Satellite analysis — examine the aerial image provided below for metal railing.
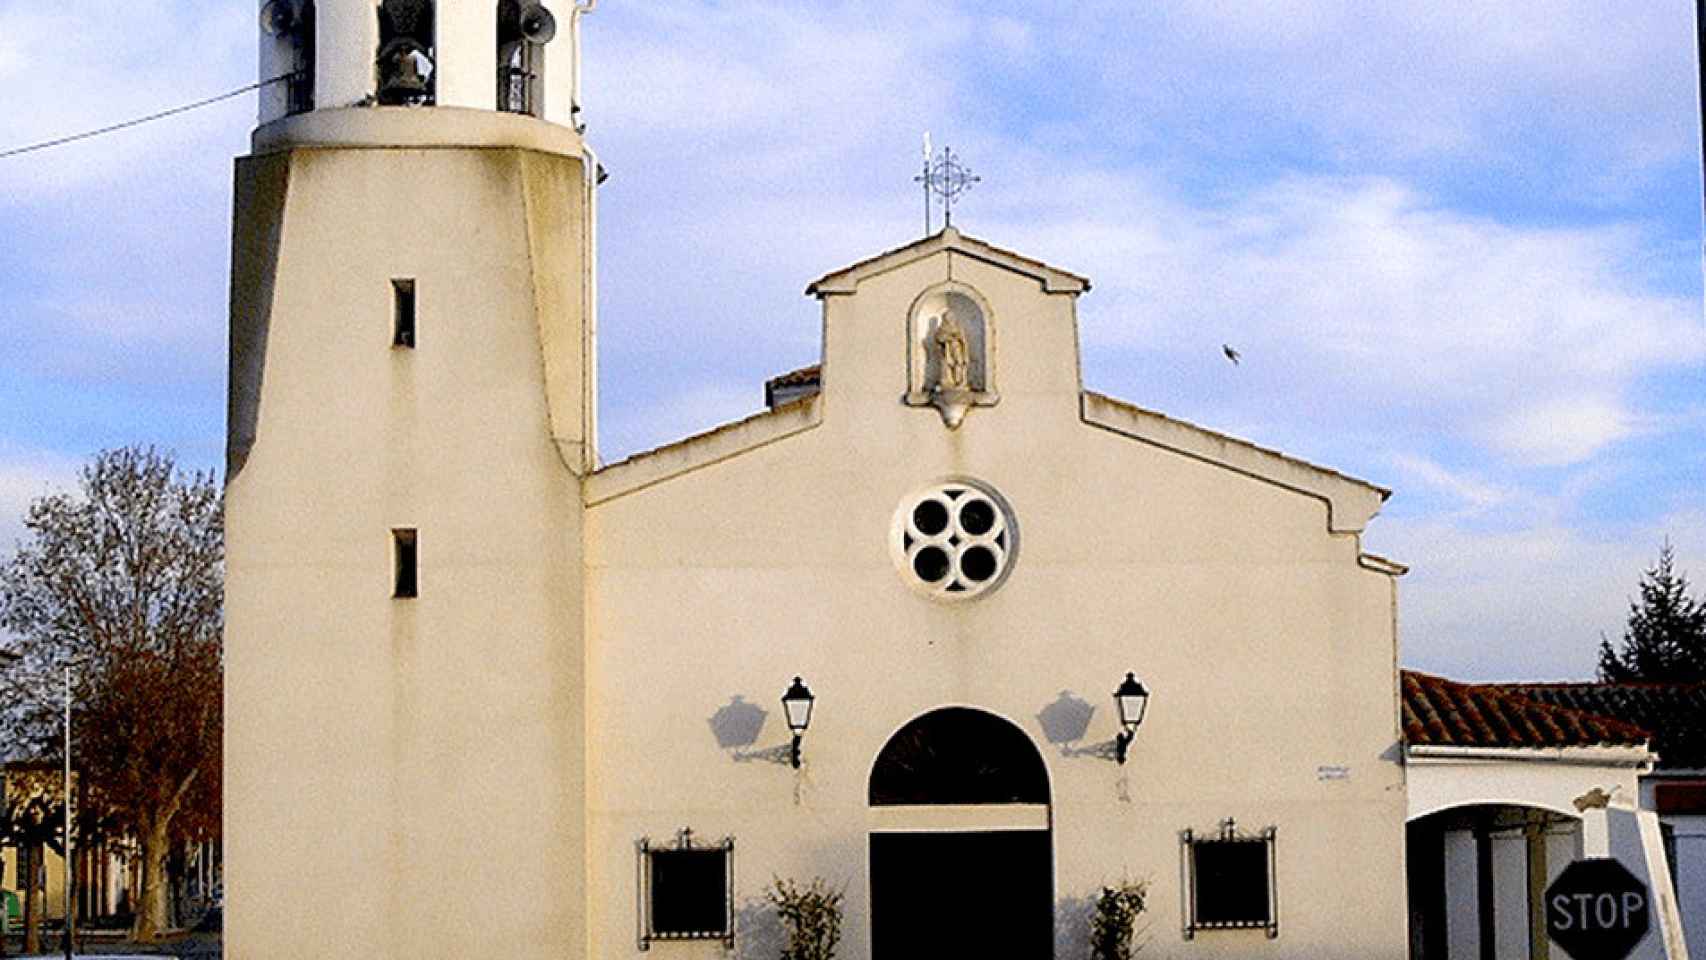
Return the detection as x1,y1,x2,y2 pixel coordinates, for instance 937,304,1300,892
498,65,537,116
286,68,314,116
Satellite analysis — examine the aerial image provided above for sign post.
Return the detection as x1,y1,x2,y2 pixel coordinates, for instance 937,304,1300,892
1545,858,1651,960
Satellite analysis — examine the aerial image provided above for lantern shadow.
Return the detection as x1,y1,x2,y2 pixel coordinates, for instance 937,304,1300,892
734,743,795,766
1037,690,1094,745
1037,690,1119,759
709,695,767,749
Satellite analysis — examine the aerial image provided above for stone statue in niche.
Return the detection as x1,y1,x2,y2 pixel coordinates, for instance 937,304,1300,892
932,312,971,392
907,288,996,430
928,311,975,428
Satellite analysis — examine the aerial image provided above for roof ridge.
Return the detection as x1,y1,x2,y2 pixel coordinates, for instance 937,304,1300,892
1085,389,1390,499
1400,670,1652,750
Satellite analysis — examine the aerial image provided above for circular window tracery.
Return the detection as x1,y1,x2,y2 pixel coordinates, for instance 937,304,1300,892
892,481,1016,600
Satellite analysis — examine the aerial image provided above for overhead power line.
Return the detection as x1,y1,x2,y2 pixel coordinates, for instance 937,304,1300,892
0,75,292,161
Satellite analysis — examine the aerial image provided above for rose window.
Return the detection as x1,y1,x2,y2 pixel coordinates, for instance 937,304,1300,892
892,481,1016,600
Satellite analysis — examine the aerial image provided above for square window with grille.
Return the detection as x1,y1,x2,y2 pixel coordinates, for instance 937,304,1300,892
1182,820,1277,939
638,831,733,950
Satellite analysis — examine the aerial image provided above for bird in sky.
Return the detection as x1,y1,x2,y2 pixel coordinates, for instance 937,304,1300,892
1222,344,1241,365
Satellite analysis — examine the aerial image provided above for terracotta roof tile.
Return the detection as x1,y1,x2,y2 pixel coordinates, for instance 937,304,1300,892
1495,682,1706,770
763,364,822,409
1401,671,1650,751
766,364,821,390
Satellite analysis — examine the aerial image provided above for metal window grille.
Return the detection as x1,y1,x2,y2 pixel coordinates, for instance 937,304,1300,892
637,830,735,951
1180,819,1278,940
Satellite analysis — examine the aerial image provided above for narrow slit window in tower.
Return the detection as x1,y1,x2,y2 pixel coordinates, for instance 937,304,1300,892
392,279,416,348
393,529,418,598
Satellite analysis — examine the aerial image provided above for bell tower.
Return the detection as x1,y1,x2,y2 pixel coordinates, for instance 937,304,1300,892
226,2,598,957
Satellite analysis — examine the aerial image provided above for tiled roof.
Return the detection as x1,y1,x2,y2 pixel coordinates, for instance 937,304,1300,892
1401,671,1650,752
1082,390,1391,501
763,364,822,409
766,364,821,390
1494,682,1706,770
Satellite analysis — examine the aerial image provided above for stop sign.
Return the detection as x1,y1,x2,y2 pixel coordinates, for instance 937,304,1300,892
1546,858,1651,960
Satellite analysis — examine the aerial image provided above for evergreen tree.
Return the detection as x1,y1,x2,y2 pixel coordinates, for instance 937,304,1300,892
1597,540,1706,682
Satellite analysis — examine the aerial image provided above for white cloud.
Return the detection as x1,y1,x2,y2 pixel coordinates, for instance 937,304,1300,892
1389,454,1510,511
0,1,252,197
999,173,1701,468
1065,0,1695,183
0,447,81,557
1372,508,1706,681
1484,395,1632,468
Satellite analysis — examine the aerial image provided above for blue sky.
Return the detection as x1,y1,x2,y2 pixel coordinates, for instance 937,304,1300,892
1,1,1703,680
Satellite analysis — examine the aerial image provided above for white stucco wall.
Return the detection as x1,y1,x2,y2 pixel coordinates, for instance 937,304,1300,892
225,125,593,960
583,244,1407,958
1673,815,1706,954
1408,753,1691,960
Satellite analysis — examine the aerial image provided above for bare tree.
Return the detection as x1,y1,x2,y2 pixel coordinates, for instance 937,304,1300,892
0,447,222,941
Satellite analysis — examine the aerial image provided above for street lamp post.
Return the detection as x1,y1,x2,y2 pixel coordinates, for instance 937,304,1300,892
62,663,73,960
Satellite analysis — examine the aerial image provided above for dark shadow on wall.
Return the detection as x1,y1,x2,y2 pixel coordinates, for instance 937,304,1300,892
1038,690,1121,760
1058,889,1156,959
1037,690,1095,746
709,695,794,764
1054,892,1094,959
709,695,768,749
734,897,784,960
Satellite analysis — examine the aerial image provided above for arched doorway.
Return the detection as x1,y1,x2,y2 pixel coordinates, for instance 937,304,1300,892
1407,804,1581,960
868,707,1053,957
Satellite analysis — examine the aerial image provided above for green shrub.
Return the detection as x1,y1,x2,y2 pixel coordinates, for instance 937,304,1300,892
768,876,844,960
1089,879,1148,960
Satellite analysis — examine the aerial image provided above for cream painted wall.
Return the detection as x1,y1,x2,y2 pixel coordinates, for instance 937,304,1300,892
583,244,1407,958
311,0,378,114
435,0,497,110
225,132,591,959
1408,754,1644,824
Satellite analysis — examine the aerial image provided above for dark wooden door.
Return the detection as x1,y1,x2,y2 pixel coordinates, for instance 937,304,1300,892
870,830,1053,958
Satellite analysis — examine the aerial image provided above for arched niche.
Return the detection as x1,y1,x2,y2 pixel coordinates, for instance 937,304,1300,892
904,283,999,428
868,706,1049,806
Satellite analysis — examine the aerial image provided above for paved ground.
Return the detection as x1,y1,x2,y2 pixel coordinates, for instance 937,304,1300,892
3,930,221,959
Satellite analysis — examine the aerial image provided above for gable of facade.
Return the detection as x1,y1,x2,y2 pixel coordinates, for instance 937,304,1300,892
582,229,1409,957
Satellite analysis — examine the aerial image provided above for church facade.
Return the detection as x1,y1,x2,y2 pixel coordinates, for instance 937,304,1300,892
222,3,1688,958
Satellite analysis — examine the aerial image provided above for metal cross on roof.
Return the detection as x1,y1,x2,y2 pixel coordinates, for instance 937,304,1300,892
914,138,982,235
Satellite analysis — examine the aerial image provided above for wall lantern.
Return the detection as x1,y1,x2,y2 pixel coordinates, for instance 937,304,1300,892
1114,672,1150,764
781,676,815,769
